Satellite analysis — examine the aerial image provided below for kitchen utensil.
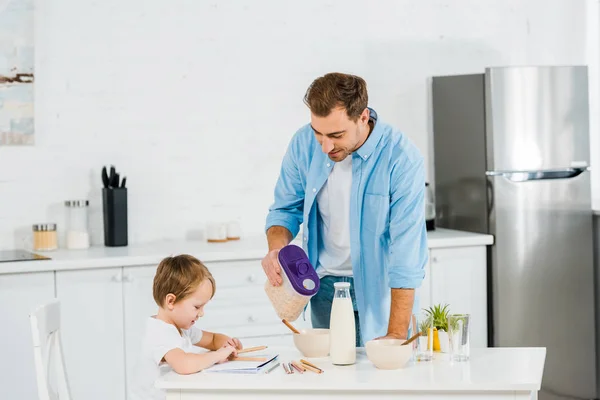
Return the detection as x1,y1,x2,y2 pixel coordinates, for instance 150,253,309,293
282,319,300,334
101,167,109,188
237,346,267,354
264,245,320,321
401,331,422,346
113,172,120,188
120,177,126,188
109,166,116,187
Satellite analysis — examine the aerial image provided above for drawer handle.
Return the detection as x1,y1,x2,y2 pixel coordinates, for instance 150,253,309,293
111,274,122,282
247,274,257,283
247,315,256,323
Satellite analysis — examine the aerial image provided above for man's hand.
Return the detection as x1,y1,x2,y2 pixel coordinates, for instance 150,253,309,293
261,248,283,286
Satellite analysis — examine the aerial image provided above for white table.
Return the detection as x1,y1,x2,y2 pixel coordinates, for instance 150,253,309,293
156,346,546,400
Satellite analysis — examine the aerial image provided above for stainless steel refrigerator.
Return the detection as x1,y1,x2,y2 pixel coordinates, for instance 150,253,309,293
431,66,596,400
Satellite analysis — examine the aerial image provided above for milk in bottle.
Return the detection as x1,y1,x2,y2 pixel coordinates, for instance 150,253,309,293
329,282,356,365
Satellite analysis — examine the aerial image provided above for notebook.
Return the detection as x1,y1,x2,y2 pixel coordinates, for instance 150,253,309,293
203,354,279,374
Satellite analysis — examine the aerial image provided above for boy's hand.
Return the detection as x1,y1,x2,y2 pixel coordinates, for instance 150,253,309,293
216,344,236,364
226,337,243,350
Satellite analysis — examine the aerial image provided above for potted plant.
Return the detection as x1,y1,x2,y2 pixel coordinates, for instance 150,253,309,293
420,304,451,352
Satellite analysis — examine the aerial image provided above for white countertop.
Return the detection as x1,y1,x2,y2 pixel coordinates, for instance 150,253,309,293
0,228,493,274
156,346,545,393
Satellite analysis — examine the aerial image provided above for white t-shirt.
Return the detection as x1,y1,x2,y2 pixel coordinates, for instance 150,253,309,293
128,316,205,400
316,156,353,278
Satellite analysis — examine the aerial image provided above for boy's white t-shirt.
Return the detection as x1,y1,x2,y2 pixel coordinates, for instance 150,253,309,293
128,316,205,400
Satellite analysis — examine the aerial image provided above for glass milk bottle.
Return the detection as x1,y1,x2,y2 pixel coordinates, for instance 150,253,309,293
329,282,356,365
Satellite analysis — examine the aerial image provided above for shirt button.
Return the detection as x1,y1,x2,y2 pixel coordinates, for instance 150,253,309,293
304,236,307,241
327,163,331,167
312,188,316,193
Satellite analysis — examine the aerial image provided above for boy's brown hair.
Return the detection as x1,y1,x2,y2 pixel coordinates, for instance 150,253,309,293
152,254,216,306
303,72,368,121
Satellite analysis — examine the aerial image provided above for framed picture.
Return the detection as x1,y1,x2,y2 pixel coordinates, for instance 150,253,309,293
0,0,34,146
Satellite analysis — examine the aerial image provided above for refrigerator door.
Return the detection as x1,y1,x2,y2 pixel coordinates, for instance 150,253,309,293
489,170,596,399
485,66,590,171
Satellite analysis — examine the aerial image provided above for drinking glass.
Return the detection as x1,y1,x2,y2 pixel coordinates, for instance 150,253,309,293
448,314,470,361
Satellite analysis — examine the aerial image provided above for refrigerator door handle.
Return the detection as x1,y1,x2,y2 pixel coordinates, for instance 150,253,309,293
485,167,589,182
486,179,494,216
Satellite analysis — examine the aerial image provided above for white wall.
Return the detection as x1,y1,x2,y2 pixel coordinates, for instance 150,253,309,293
0,0,595,250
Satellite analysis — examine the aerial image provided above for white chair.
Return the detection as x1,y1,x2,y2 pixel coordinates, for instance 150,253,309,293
29,300,72,400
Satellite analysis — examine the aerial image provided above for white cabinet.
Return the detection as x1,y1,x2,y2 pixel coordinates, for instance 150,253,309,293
56,268,126,400
0,272,54,400
429,246,488,348
122,264,159,383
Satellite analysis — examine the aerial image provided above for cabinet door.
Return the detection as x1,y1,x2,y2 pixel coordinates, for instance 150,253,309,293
430,246,487,348
122,264,159,387
56,268,126,400
0,272,54,400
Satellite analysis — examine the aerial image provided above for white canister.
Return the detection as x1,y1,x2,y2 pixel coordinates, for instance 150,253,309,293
226,220,241,240
206,222,227,243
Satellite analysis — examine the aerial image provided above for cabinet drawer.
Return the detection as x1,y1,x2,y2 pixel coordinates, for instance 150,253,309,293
204,260,266,290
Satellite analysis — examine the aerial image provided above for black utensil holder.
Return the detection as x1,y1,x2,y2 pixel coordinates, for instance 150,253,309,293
102,188,128,247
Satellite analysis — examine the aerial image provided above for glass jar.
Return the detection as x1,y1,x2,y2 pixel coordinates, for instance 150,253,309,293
32,223,58,251
64,200,90,249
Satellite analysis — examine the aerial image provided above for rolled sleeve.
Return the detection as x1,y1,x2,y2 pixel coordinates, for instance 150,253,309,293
387,157,428,289
265,134,305,238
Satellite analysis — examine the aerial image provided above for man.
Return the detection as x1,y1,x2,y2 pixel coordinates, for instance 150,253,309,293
262,72,428,346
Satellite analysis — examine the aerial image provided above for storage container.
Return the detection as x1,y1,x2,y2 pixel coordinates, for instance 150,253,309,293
264,244,320,321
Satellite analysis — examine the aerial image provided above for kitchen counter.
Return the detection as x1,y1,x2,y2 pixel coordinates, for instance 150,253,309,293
156,346,545,399
0,228,493,274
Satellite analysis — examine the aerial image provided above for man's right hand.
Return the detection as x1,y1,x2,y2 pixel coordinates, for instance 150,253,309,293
261,248,283,286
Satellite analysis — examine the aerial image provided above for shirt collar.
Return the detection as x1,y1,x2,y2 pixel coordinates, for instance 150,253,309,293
354,107,382,160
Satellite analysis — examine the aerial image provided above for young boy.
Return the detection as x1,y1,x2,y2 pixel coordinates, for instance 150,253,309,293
128,254,243,400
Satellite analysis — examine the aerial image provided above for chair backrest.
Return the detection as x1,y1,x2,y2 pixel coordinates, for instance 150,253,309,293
29,300,72,400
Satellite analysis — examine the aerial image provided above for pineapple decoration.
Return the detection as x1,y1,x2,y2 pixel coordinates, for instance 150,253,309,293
421,304,451,352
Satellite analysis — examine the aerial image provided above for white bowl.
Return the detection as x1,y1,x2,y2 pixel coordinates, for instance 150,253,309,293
365,339,413,370
293,328,330,358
